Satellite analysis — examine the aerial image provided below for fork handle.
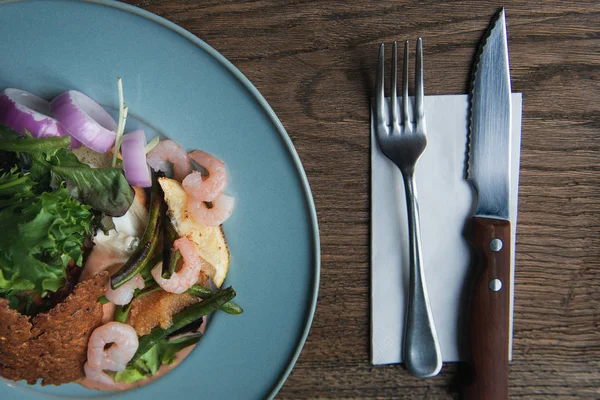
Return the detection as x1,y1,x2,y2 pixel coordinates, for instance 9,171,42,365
402,172,442,378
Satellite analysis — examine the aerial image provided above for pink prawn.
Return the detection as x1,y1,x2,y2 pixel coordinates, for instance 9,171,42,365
83,363,115,386
182,150,228,202
105,274,144,305
146,139,191,181
188,193,234,227
84,321,138,386
151,236,206,294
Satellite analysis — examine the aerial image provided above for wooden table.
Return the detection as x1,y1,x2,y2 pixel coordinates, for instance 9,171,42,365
125,1,599,398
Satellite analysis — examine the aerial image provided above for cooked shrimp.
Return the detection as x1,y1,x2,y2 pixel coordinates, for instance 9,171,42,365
86,321,139,372
83,362,115,386
146,139,191,181
188,193,234,227
105,274,145,305
151,236,205,294
182,150,227,201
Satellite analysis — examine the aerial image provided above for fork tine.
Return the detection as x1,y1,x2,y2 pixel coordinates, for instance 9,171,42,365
375,43,387,127
402,40,410,127
390,42,398,128
414,38,424,122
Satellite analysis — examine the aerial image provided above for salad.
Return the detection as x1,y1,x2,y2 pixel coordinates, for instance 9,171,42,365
0,81,241,390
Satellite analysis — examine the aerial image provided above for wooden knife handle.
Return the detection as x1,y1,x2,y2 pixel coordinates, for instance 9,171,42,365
464,216,510,400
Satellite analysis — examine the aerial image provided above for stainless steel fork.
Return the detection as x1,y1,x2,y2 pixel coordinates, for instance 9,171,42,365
374,39,442,378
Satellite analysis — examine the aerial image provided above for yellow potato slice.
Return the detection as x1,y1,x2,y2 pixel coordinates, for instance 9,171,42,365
159,177,230,288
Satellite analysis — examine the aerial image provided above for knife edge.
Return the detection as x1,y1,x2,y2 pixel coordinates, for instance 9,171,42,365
466,7,509,183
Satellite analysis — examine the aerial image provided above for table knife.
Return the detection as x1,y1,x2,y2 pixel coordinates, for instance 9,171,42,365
464,8,512,400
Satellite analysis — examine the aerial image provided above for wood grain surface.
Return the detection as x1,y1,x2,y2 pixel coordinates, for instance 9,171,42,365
124,0,600,398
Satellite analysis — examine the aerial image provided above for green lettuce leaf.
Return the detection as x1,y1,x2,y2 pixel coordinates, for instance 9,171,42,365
113,334,202,383
0,167,36,209
37,148,134,217
0,187,92,307
0,128,134,216
112,367,145,383
0,126,70,154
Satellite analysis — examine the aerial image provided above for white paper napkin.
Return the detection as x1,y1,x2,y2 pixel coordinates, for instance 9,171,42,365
371,93,522,365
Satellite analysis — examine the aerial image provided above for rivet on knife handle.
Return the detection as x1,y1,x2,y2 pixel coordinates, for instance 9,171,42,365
464,217,510,400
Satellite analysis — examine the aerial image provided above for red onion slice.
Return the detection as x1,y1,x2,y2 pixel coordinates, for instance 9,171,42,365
50,90,117,153
121,130,151,187
0,88,72,140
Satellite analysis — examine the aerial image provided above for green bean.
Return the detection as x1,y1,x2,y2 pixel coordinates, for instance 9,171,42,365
114,302,132,323
134,283,162,299
167,250,182,277
161,213,180,279
140,254,162,282
111,172,163,289
133,283,243,314
131,287,235,363
187,285,243,315
162,334,202,362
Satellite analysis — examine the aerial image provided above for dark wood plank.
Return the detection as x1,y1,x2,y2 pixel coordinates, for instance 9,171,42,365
125,0,600,398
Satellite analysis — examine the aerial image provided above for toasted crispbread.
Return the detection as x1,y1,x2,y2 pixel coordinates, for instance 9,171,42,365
0,272,108,385
127,291,199,336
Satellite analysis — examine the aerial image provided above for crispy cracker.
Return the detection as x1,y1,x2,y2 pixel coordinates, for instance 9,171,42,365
0,272,108,385
128,291,198,336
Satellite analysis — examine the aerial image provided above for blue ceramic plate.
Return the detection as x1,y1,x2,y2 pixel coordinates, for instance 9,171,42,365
0,0,320,398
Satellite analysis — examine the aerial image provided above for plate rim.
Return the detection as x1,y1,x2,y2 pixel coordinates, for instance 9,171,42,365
0,0,321,398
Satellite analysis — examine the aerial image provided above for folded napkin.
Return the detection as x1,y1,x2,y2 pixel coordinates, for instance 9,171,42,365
371,93,523,365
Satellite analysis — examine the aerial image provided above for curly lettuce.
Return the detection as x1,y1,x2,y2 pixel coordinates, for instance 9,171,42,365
0,125,136,313
0,167,35,209
0,187,92,310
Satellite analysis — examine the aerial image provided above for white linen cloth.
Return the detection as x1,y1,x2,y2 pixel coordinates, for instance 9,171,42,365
371,93,522,364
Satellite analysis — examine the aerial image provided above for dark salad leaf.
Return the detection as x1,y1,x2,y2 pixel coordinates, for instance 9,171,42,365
0,127,134,216
0,150,18,172
91,212,116,235
47,149,134,217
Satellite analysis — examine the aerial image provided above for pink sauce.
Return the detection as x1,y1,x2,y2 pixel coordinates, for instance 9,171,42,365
80,343,197,391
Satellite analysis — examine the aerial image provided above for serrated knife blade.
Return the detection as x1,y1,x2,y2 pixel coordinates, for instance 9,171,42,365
467,9,512,220
464,8,512,400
